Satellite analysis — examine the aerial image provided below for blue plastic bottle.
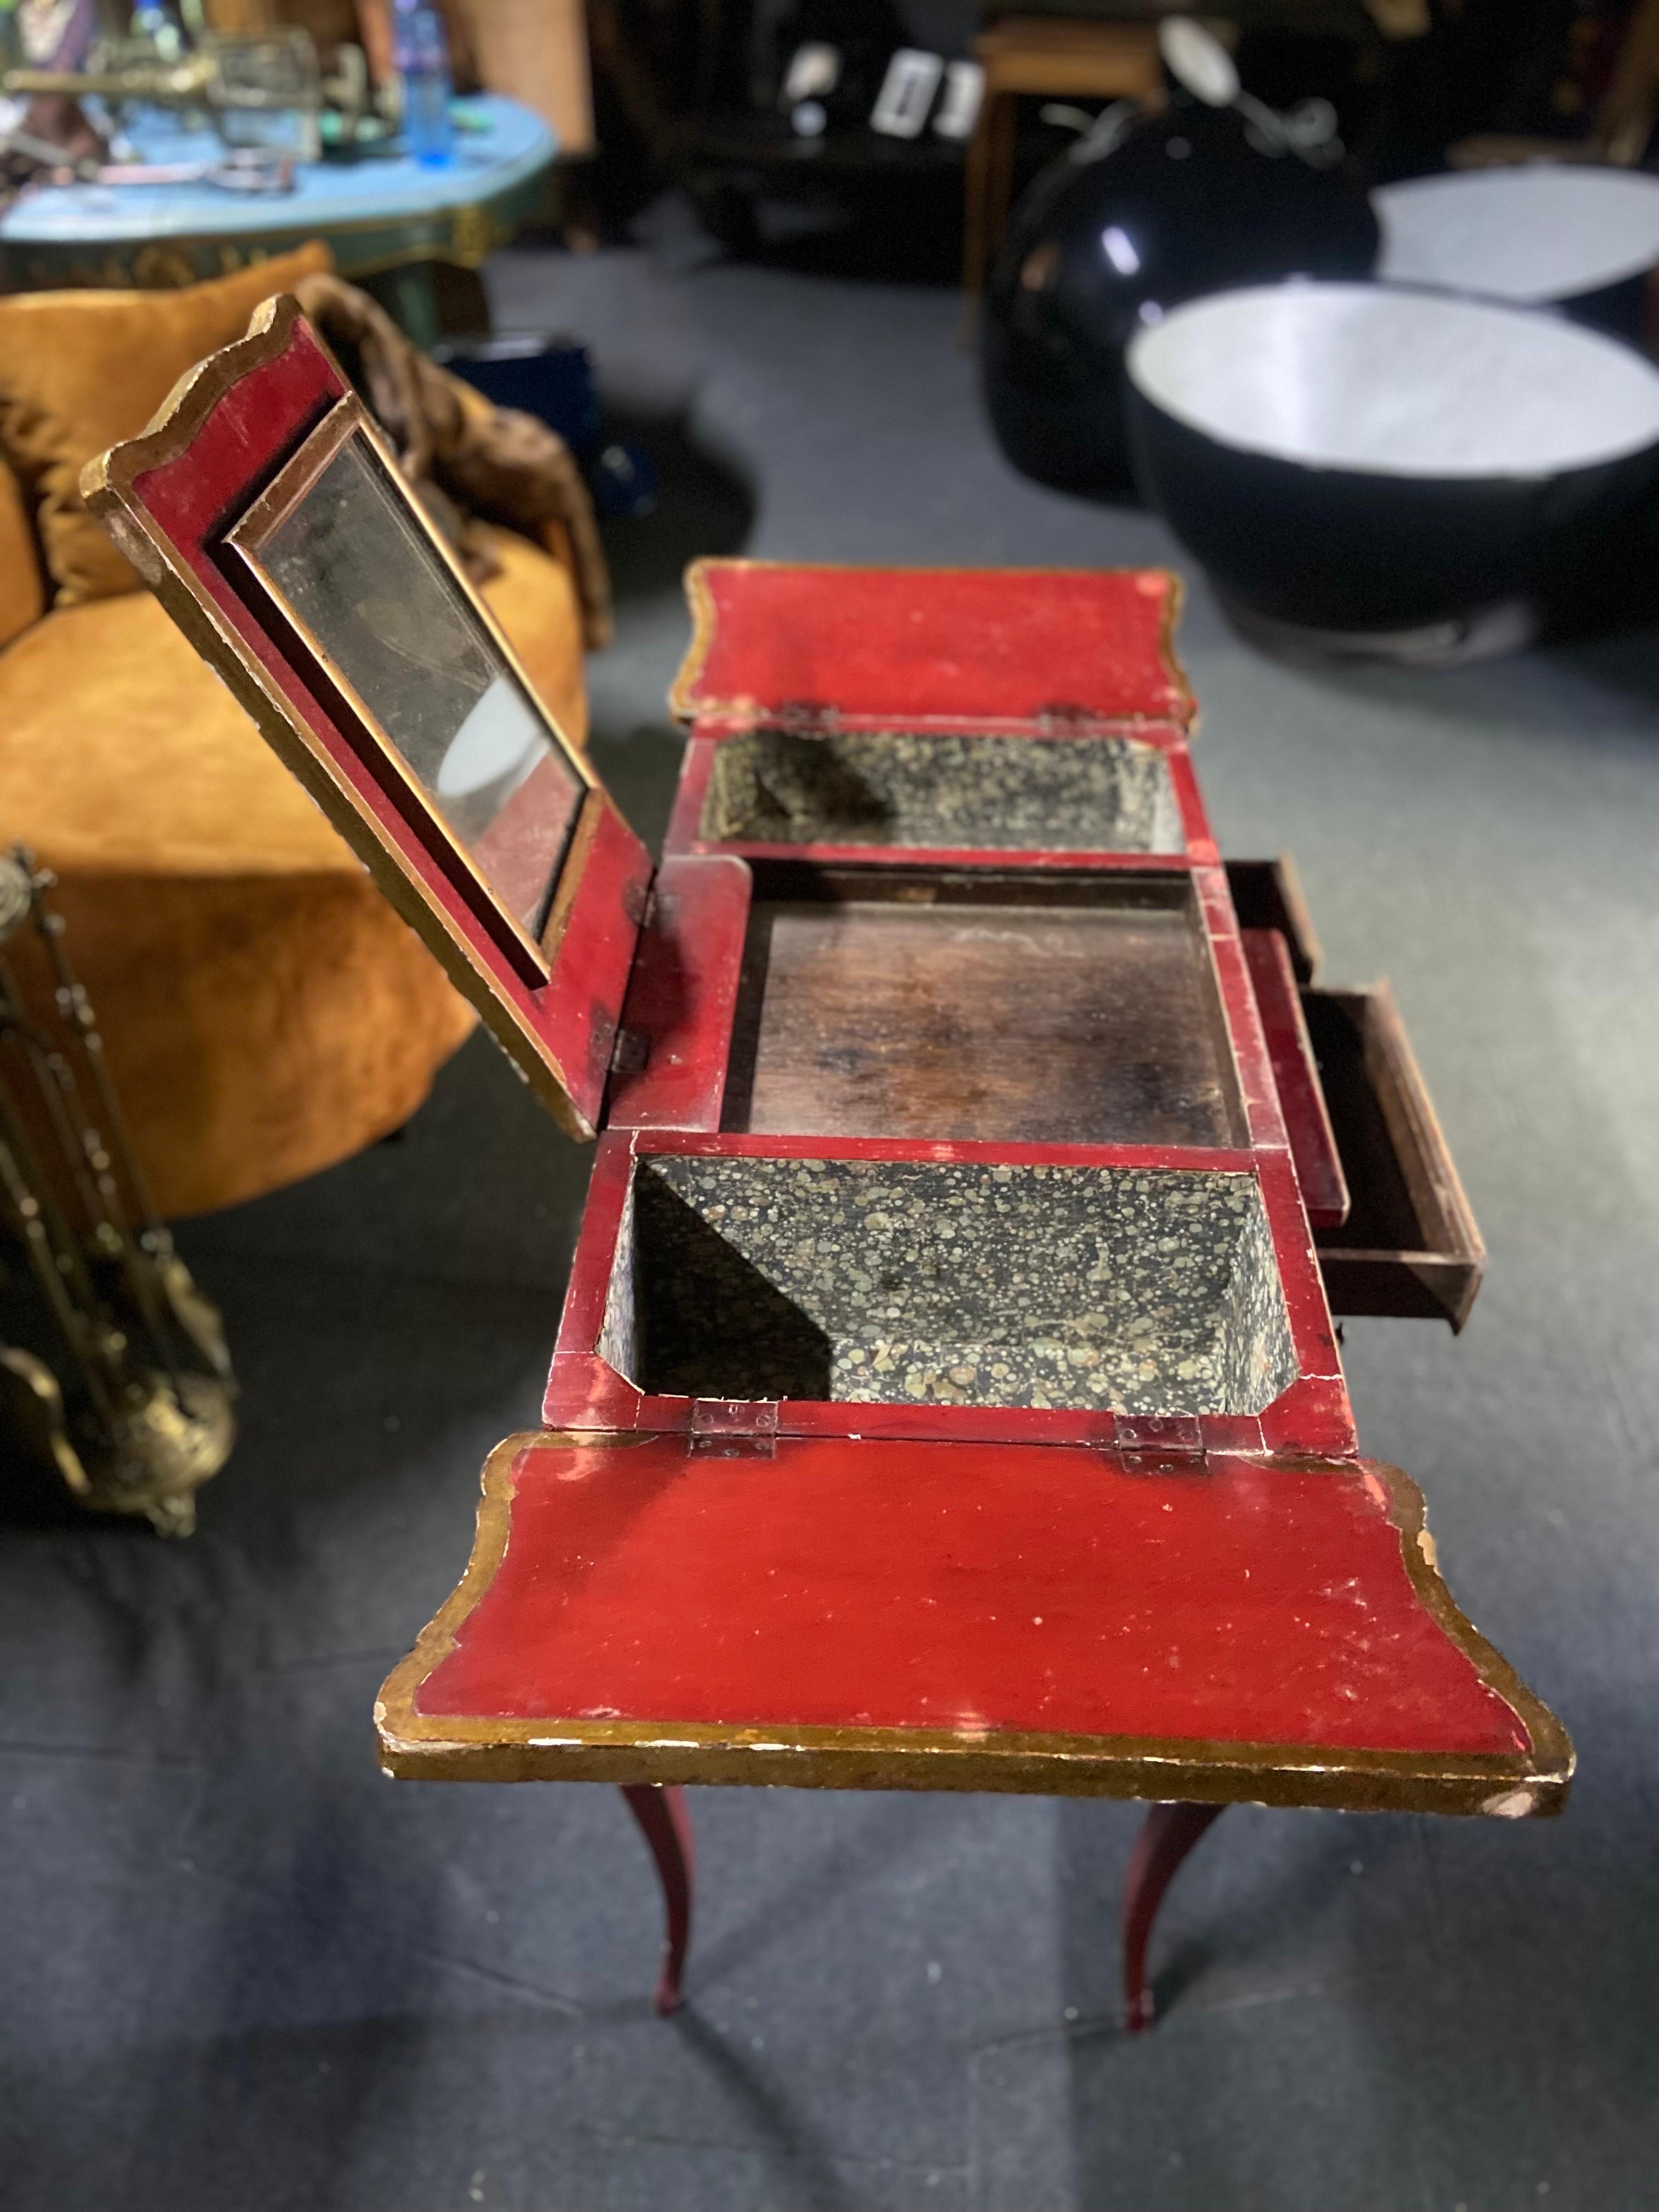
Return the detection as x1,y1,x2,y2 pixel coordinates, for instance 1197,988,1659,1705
392,0,455,166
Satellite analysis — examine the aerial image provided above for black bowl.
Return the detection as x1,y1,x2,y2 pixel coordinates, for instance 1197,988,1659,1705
1125,282,1659,652
1374,167,1659,351
981,100,1377,496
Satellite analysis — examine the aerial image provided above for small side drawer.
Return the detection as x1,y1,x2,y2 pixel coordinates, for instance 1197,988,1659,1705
1301,982,1486,1331
1227,855,1323,983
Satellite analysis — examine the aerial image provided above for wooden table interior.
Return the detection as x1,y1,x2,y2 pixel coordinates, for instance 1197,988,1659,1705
722,866,1244,1147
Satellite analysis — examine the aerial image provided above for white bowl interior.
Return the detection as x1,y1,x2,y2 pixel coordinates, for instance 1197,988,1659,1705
1126,283,1659,478
1374,167,1659,303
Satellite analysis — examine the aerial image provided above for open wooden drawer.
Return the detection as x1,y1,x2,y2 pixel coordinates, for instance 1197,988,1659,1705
1300,982,1485,1331
1231,859,1485,1332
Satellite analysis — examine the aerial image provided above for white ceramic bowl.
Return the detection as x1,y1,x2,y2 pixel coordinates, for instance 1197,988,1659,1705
1373,166,1659,337
1126,281,1659,647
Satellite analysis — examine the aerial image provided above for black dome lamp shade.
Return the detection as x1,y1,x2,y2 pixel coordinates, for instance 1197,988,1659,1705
980,18,1378,497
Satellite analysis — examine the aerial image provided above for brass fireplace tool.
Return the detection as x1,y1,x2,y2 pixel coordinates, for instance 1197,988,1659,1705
0,848,235,1535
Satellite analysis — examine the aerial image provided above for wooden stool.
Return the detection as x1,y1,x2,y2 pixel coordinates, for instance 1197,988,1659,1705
962,16,1165,311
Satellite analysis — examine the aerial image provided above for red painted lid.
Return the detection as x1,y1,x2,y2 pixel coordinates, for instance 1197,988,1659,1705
84,300,650,1142
405,1431,1544,1784
670,559,1196,732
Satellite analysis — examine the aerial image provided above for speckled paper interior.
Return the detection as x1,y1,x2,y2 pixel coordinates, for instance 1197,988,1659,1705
603,1156,1296,1416
698,730,1182,852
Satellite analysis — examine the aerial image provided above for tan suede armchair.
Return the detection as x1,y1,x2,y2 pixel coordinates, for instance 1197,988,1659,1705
0,248,592,1218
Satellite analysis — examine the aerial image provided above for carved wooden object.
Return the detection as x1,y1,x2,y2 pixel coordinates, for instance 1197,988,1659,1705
86,300,1568,2025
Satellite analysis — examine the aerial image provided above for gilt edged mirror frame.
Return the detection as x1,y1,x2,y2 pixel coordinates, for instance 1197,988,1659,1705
82,294,652,1141
224,393,587,972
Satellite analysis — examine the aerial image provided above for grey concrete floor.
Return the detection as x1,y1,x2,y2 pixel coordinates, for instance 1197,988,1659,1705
4,207,1657,2210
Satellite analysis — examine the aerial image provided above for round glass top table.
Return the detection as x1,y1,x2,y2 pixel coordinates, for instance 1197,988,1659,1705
0,95,556,343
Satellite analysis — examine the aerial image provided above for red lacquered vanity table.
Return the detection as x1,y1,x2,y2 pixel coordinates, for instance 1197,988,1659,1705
88,297,1570,2030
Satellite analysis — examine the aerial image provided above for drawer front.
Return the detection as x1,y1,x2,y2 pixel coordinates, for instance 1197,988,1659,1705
1301,983,1486,1331
1226,855,1323,983
1242,927,1348,1229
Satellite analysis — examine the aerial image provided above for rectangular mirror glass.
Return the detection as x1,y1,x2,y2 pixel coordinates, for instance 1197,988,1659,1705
228,408,585,953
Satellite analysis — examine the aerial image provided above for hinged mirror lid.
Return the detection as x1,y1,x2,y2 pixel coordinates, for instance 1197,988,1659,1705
83,296,652,1142
670,558,1195,735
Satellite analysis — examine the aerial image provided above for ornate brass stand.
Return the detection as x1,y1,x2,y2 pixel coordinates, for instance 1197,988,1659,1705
0,849,235,1536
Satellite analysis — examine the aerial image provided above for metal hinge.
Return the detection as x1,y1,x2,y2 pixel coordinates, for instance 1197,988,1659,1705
608,1026,650,1077
1114,1415,1206,1471
772,698,836,734
1036,701,1100,732
621,878,652,926
689,1399,779,1458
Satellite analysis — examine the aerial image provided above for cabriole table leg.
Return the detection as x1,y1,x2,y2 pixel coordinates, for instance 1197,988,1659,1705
620,1783,696,2015
1121,1800,1226,2032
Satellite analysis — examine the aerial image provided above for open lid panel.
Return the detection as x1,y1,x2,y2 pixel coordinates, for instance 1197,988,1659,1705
83,296,651,1141
377,1429,1571,1819
669,558,1197,736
